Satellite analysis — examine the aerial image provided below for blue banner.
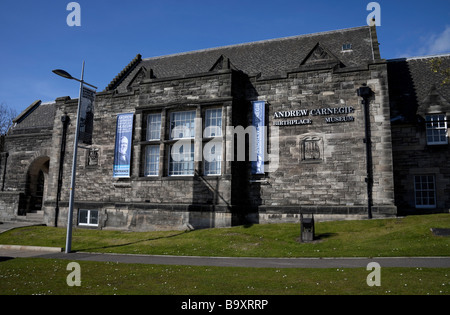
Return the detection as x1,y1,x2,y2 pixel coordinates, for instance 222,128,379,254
113,113,134,178
252,101,265,174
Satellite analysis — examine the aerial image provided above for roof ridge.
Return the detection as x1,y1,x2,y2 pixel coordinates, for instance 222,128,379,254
105,54,142,91
13,100,41,124
388,53,450,62
142,25,370,61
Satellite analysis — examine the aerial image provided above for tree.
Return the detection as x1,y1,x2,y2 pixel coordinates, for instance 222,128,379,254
0,102,17,136
429,58,450,85
0,102,17,152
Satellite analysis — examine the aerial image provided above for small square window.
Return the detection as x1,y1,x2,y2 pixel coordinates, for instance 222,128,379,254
426,114,448,145
342,43,352,51
78,209,99,227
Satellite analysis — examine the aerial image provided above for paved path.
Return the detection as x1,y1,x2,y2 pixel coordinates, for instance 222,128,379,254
0,221,44,234
1,248,450,268
1,222,449,268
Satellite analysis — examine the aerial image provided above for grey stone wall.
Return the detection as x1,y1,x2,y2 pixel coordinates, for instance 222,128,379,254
392,124,450,213
44,71,236,230
245,61,396,222
40,61,398,230
1,124,53,218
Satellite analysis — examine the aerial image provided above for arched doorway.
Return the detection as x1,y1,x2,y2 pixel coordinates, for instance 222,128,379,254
24,157,50,214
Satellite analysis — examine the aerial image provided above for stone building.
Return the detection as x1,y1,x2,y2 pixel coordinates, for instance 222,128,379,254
0,24,448,231
388,55,450,214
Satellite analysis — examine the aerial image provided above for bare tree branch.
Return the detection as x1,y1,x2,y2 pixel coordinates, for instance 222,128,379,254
0,102,17,136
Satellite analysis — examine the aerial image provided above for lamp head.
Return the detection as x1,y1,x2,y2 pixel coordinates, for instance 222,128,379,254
52,69,73,80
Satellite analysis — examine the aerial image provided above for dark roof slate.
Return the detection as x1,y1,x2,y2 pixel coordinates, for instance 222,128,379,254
108,26,378,93
10,101,56,134
387,54,450,122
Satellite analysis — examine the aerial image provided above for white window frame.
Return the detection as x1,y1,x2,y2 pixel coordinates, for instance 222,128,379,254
144,145,160,176
146,113,162,141
170,111,196,140
168,142,195,176
204,108,223,138
426,114,448,145
78,209,99,227
414,175,437,209
204,141,222,176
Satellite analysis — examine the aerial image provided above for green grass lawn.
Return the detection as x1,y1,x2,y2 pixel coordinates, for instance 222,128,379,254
0,214,449,257
0,214,449,295
0,258,448,295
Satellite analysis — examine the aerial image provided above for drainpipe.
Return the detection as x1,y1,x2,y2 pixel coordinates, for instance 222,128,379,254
357,84,374,219
1,152,8,191
55,114,70,226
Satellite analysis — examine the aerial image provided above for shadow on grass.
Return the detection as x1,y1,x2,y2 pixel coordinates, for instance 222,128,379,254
296,232,337,243
73,230,190,253
0,256,14,263
315,233,337,240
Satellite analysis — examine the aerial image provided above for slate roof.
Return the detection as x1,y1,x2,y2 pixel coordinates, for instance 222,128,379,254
106,25,379,92
10,100,56,134
387,54,450,122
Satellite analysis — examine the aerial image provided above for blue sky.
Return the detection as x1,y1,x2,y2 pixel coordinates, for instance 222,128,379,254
1,0,450,114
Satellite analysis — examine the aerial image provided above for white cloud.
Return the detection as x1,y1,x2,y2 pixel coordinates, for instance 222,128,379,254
396,25,450,58
426,25,450,55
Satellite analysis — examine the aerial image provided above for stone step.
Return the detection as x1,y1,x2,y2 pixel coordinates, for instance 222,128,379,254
10,211,45,223
26,211,44,222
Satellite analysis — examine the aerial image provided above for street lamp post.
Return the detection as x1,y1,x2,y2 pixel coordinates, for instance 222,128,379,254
53,61,97,253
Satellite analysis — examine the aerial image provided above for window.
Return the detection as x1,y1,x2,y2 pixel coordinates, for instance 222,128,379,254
302,139,321,161
203,109,222,175
170,111,196,139
147,113,161,140
78,209,99,227
143,114,162,176
168,110,196,176
426,114,448,145
145,145,160,176
169,142,194,176
204,141,222,175
141,107,224,178
414,175,436,209
204,108,222,137
342,43,352,51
